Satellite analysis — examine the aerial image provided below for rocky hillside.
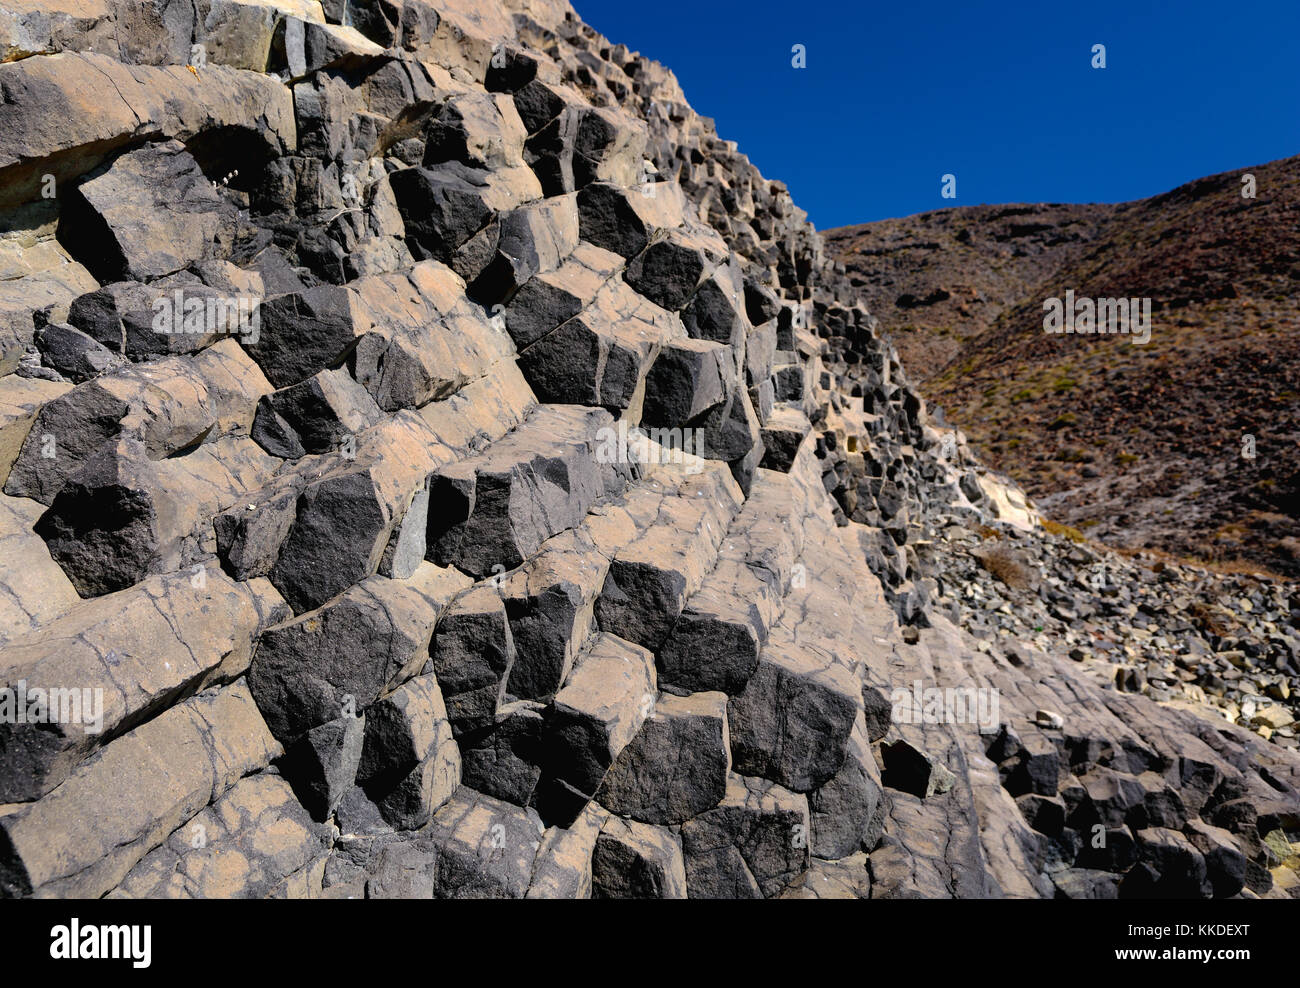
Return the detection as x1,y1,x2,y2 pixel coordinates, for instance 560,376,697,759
826,158,1300,578
0,0,1297,900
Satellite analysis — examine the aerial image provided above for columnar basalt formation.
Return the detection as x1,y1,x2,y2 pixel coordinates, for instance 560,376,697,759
0,0,1296,900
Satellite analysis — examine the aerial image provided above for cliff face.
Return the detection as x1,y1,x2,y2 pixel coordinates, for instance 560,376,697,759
0,0,1296,900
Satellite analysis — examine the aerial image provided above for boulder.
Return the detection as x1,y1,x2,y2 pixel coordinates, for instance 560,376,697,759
248,564,469,745
457,700,546,808
423,787,545,899
357,673,461,829
6,338,272,504
594,473,742,652
34,322,123,383
251,367,383,458
539,632,656,824
591,817,687,899
808,713,882,858
244,283,362,389
526,802,605,899
427,404,627,578
390,160,540,267
0,377,72,488
728,637,861,792
624,225,725,311
516,276,675,410
33,436,276,596
499,526,612,701
576,181,685,259
596,690,730,825
502,241,620,350
680,774,810,898
641,339,728,427
423,91,527,170
60,140,239,283
429,584,516,735
465,193,579,305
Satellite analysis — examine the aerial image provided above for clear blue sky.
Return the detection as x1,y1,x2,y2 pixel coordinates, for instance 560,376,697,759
574,0,1300,229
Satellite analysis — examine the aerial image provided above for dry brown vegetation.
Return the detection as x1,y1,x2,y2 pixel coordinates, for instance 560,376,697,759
973,544,1032,589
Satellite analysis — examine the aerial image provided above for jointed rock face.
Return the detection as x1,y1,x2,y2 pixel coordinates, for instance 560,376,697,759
0,0,1296,899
